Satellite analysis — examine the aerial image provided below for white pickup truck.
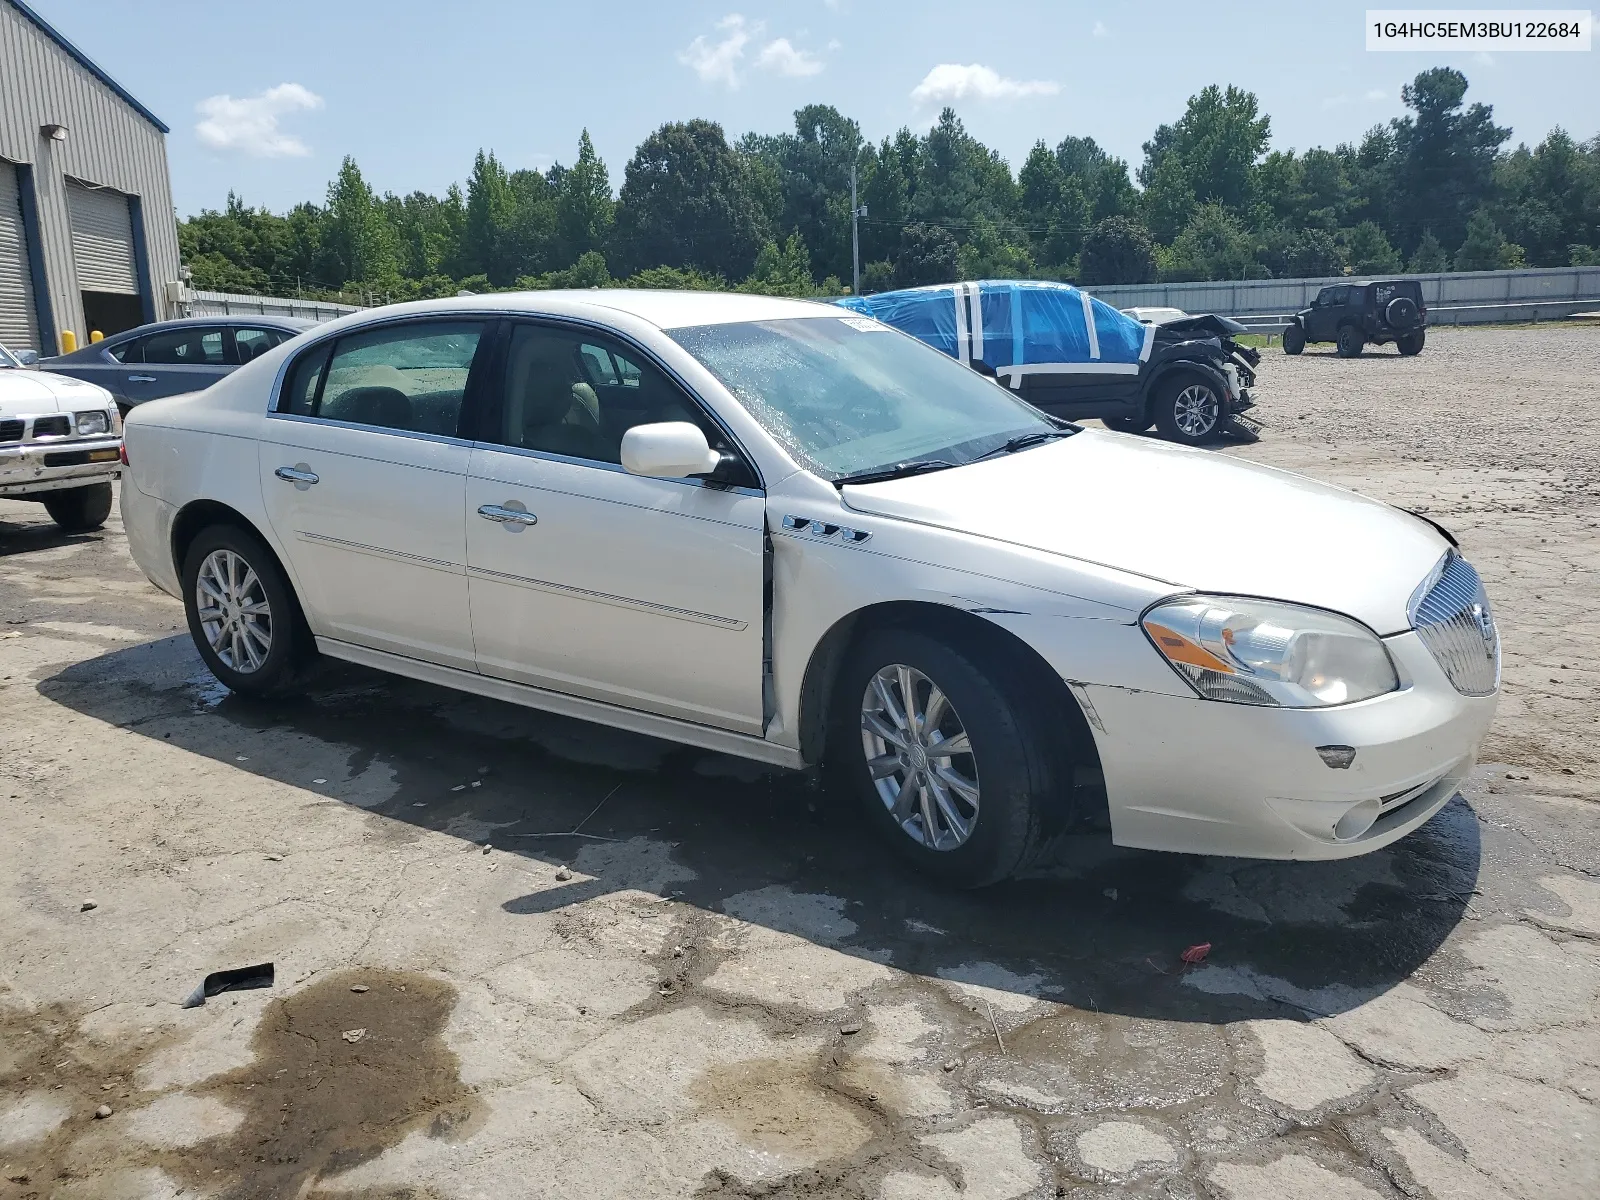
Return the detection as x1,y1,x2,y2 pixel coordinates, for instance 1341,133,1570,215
0,341,123,531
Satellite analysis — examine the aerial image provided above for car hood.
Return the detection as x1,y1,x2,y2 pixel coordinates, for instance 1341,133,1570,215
839,430,1446,634
0,368,113,414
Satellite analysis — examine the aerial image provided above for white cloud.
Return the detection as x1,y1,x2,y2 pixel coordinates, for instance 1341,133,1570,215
910,63,1059,106
194,83,322,157
1364,87,1388,101
195,82,323,157
680,15,826,87
1093,20,1109,37
680,14,757,88
756,37,824,77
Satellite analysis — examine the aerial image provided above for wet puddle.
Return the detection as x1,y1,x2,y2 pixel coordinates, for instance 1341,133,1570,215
0,970,477,1199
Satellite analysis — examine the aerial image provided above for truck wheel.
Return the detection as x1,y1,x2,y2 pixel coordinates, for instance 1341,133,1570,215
1153,374,1222,446
831,628,1060,887
1397,330,1426,356
1102,413,1151,433
182,524,315,697
1282,324,1305,355
42,482,113,532
1336,326,1365,358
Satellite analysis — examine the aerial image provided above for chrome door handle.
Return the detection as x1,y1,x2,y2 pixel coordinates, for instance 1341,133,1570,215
477,503,537,527
274,466,319,485
128,374,157,383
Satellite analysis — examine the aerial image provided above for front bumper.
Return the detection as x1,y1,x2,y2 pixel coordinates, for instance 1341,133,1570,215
0,437,123,498
1082,629,1496,859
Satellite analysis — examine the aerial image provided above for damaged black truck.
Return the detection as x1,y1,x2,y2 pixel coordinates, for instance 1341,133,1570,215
837,281,1261,447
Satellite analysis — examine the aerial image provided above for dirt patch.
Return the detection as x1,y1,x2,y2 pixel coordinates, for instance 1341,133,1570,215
689,1054,873,1161
0,970,477,1199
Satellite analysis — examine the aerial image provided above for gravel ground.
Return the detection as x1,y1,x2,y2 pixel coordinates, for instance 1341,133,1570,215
0,323,1596,1200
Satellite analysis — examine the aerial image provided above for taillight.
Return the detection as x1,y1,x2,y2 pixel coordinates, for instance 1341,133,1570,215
119,442,129,466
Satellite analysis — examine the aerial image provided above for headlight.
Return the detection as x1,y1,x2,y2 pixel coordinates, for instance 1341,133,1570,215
1142,595,1399,708
74,410,109,436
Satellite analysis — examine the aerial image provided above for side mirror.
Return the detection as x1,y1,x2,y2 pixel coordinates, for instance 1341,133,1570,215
13,349,39,367
620,421,722,479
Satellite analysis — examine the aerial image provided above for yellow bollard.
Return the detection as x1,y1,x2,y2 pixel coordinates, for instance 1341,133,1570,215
60,329,77,353
90,330,103,343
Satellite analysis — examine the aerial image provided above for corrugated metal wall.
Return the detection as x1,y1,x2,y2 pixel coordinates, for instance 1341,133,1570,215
64,179,137,293
0,160,40,349
190,290,363,323
0,1,180,351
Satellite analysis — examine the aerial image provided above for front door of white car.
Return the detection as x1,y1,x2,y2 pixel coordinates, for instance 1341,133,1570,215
258,319,488,671
464,322,766,733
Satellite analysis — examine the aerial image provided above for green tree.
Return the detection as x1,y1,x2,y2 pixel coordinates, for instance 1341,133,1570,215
1077,216,1157,285
892,222,959,287
323,156,397,287
1388,69,1510,256
1160,204,1264,281
463,150,516,283
1019,141,1089,267
739,233,816,296
1342,221,1403,274
624,264,726,290
1407,230,1450,272
1139,85,1272,238
554,130,615,268
1453,209,1512,271
610,120,770,279
740,105,862,284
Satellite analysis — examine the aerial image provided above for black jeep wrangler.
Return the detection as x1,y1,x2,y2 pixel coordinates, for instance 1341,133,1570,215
1282,279,1427,358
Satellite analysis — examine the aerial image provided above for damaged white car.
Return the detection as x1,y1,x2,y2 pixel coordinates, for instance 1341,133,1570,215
118,293,1499,886
1,340,122,531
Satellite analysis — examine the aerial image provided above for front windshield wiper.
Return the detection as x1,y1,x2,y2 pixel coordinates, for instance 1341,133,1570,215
975,428,1078,461
832,459,959,487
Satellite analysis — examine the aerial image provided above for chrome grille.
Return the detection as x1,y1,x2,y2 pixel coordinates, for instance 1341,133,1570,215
1410,552,1499,696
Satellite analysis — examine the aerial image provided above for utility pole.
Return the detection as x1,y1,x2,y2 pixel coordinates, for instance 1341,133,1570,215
851,161,860,295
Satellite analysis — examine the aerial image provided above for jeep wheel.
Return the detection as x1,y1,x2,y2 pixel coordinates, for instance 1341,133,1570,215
1281,324,1305,355
1153,374,1222,446
1336,326,1365,358
1397,330,1426,356
42,482,113,532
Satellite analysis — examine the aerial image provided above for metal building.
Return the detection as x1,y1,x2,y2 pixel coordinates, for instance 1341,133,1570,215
1,0,181,354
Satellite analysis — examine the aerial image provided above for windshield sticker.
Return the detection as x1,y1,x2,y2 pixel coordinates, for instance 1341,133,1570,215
838,316,891,333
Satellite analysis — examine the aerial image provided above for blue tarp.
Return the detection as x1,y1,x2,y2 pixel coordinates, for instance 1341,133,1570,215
837,280,1153,385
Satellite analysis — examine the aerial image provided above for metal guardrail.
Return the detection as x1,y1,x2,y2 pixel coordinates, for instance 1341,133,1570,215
189,290,361,323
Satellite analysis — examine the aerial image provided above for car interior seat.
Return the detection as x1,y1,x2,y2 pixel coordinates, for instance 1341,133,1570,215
505,337,610,460
332,385,414,429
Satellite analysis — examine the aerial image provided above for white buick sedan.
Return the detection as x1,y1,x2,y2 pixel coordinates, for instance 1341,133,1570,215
119,292,1499,886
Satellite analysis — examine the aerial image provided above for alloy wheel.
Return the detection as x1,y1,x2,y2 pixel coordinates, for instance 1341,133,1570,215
860,664,981,851
1173,384,1219,438
195,548,273,673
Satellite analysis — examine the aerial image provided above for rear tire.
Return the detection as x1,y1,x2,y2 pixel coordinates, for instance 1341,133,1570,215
182,524,314,697
42,482,113,532
1397,330,1426,356
1281,324,1305,355
830,628,1059,887
1336,325,1365,358
1153,373,1223,446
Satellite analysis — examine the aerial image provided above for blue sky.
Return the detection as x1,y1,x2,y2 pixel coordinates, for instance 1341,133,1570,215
34,0,1600,215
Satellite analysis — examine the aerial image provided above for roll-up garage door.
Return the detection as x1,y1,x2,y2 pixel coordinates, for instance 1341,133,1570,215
0,163,41,352
66,180,138,294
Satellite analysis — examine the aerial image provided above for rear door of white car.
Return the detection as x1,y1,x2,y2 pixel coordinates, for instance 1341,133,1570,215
464,320,766,733
258,319,489,671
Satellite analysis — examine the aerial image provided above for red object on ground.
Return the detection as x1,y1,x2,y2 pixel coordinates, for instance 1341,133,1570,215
1180,942,1212,965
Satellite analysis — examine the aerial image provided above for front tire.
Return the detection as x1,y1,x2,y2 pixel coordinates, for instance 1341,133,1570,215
1336,325,1365,358
182,524,313,697
1101,412,1151,434
1281,324,1305,355
43,482,113,532
1153,374,1223,446
1397,330,1425,356
832,628,1058,887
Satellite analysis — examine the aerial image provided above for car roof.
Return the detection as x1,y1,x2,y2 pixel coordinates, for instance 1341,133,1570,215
114,314,319,336
326,290,840,332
